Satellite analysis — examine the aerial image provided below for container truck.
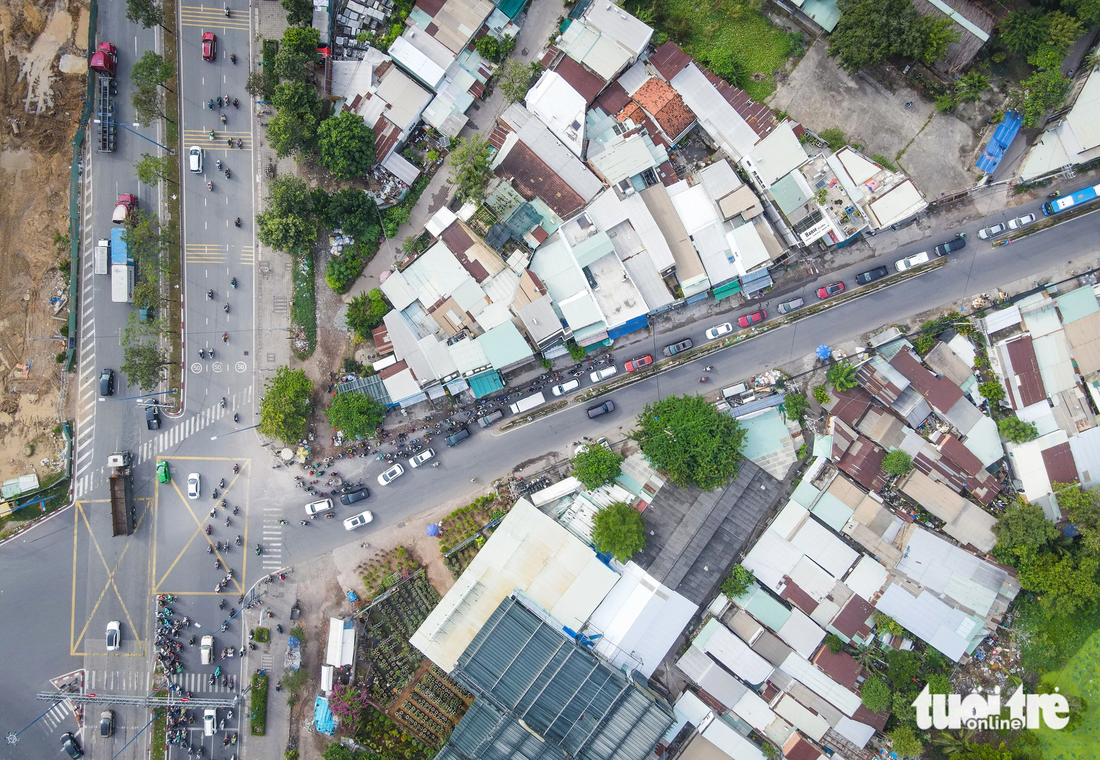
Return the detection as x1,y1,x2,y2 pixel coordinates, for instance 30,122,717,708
109,227,133,303
94,239,109,276
508,392,546,415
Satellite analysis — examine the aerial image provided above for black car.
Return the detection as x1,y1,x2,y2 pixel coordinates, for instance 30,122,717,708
445,427,471,446
339,486,370,506
99,368,115,396
61,733,84,759
855,265,889,285
587,400,616,419
662,339,693,357
145,404,161,430
933,237,967,256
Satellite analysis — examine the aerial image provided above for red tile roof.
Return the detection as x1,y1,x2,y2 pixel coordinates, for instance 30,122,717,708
371,325,393,354
631,77,696,141
1005,335,1047,409
441,221,474,254
531,226,548,243
488,120,514,150
812,648,864,690
494,140,586,218
378,359,408,379
857,362,905,406
1043,443,1078,486
890,348,964,413
831,594,876,638
416,0,446,17
657,160,679,186
649,41,692,80
783,734,823,760
553,55,605,104
539,45,560,68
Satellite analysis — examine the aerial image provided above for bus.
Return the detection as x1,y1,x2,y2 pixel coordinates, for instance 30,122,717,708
1042,183,1100,215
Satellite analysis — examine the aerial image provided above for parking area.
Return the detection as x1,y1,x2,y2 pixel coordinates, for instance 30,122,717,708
767,40,985,195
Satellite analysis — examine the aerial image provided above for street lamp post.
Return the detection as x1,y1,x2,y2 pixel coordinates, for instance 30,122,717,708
211,424,260,441
91,119,176,154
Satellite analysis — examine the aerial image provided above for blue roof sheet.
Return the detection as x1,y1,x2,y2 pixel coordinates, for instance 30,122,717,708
976,111,1022,174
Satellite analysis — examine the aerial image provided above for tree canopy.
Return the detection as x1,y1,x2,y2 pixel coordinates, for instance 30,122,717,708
324,392,385,439
998,415,1038,443
323,189,380,242
281,0,314,25
1017,549,1100,615
720,565,755,598
496,59,539,103
267,108,320,159
828,0,931,75
124,210,168,277
882,450,913,477
571,443,624,490
448,134,493,202
259,367,313,444
827,361,858,391
631,394,746,490
1000,8,1050,56
131,51,174,91
317,111,376,180
135,153,171,185
1053,482,1100,552
861,676,893,712
256,175,317,253
591,502,646,562
992,499,1060,559
345,289,390,340
121,340,170,391
125,0,165,28
782,392,809,424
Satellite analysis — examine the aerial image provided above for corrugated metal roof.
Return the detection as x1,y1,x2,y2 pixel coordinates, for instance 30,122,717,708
789,517,858,578
583,0,653,55
780,652,862,715
676,645,750,710
741,122,809,188
874,583,978,662
1033,331,1077,395
774,608,826,659
895,528,1005,616
454,596,675,760
1064,68,1100,153
1063,310,1100,376
773,694,829,741
695,618,775,685
670,63,760,160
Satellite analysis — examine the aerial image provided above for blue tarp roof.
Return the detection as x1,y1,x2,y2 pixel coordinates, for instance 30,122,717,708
976,111,1022,174
468,370,504,398
314,697,337,735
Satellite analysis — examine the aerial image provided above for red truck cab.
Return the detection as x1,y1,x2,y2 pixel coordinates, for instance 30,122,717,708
112,194,137,224
90,42,117,76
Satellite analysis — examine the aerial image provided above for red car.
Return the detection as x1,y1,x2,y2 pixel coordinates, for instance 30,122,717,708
738,310,767,328
625,354,653,372
202,32,216,61
817,281,845,299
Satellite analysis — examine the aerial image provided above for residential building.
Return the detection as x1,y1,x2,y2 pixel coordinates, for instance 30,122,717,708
1019,62,1100,180
335,55,434,164
525,70,588,157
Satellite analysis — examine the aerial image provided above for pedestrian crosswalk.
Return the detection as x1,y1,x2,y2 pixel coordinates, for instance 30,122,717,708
74,387,254,498
86,669,153,692
239,246,254,266
41,700,73,732
261,508,285,572
167,671,241,695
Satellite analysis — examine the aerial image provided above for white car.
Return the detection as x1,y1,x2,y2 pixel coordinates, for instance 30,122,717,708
200,635,214,665
106,621,121,651
894,251,929,272
1008,213,1036,230
977,222,1006,239
409,449,435,468
203,709,216,737
189,146,203,173
187,473,201,499
377,463,405,486
705,322,733,340
589,366,618,383
304,498,333,515
343,510,374,530
551,379,581,396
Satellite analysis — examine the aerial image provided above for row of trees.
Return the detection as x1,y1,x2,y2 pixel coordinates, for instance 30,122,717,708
828,0,959,75
259,366,385,444
118,211,174,391
1000,8,1082,126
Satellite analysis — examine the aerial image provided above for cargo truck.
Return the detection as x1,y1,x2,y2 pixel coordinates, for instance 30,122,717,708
112,193,136,224
108,452,134,537
94,239,109,276
90,42,117,153
109,227,133,303
508,392,546,416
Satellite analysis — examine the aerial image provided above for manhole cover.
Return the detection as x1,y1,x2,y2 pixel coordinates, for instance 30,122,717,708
267,353,276,363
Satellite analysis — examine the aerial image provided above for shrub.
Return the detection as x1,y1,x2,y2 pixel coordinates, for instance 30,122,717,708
818,126,847,151
591,502,646,562
882,450,913,477
872,154,897,171
251,673,269,735
861,675,892,712
345,288,390,338
783,392,809,424
567,341,586,361
999,415,1038,443
289,625,306,640
979,380,1006,403
720,565,755,598
325,238,381,294
813,384,831,404
825,633,844,654
873,611,904,636
254,626,270,643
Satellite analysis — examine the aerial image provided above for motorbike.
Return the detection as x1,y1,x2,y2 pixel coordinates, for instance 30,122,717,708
211,489,219,499
233,218,241,228
230,277,237,288
207,180,213,190
223,303,230,313
207,289,213,300
224,168,231,179
208,132,215,142
225,517,231,527
217,96,223,108
230,53,237,64
208,98,215,109
219,478,226,489
220,397,226,408
704,366,713,371
219,599,226,609
205,525,212,535
232,98,239,108
232,463,239,473
224,7,230,16
300,520,309,526
216,160,222,170
236,138,243,148
699,376,708,382
235,535,242,546
214,560,221,570
1048,191,1061,198
233,413,239,423
255,544,263,555
189,635,196,645
220,114,227,125
275,624,283,634
209,348,215,359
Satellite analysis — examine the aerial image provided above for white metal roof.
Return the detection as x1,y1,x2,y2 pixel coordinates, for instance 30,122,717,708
867,179,927,228
585,188,676,272
779,652,861,716
676,646,750,711
389,33,448,90
426,208,458,238
525,71,587,158
700,718,767,760
788,555,837,601
516,115,603,200
583,0,653,56
1065,68,1100,153
668,181,720,235
671,63,759,160
730,222,772,275
774,694,829,741
789,518,859,579
771,499,810,539
836,717,876,748
775,608,826,659
1033,331,1077,394
696,618,774,685
559,21,632,82
698,159,743,201
842,555,889,601
895,527,1005,616
742,529,803,592
961,414,1004,468
325,617,355,668
1007,429,1068,517
410,501,619,671
375,64,434,129
616,60,650,96
731,690,779,733
740,122,808,189
874,583,976,662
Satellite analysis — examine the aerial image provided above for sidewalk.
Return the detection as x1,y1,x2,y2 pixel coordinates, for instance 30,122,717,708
343,0,564,303
253,0,294,392
240,576,298,760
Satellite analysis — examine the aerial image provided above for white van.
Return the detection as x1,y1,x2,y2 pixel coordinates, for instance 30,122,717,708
589,366,617,383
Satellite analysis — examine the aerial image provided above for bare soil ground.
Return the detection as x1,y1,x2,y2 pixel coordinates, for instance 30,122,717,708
0,0,86,498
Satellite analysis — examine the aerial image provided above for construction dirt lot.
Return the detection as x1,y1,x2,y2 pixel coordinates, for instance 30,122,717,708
0,0,89,517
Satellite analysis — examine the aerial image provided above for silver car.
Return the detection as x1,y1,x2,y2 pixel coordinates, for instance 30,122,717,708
977,222,1006,239
776,298,804,314
1007,213,1036,230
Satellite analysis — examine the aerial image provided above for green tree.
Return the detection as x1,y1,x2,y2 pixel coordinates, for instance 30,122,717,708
885,649,919,689
259,366,313,444
978,380,1006,403
476,34,515,63
317,111,376,179
783,392,809,424
448,133,493,202
135,153,172,185
955,70,990,103
993,499,1059,559
889,724,923,758
256,175,317,253
920,15,960,66
132,281,163,313
827,361,858,391
818,126,847,151
999,9,1049,56
121,340,170,391
825,633,844,653
1052,482,1100,552
496,59,538,103
125,211,168,277
571,443,624,490
927,673,952,696
345,289,390,340
282,26,321,55
1011,68,1071,127
324,392,385,439
861,676,893,712
720,565,756,598
1044,11,1082,54
1018,549,1100,615
246,70,272,101
631,394,747,490
882,450,913,477
281,0,313,25
873,611,904,636
266,108,320,158
813,384,831,404
828,0,928,75
933,729,978,756
998,415,1038,443
271,81,322,117
325,189,380,243
130,50,174,92
591,502,646,562
272,48,314,83
131,84,167,127
125,0,166,29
